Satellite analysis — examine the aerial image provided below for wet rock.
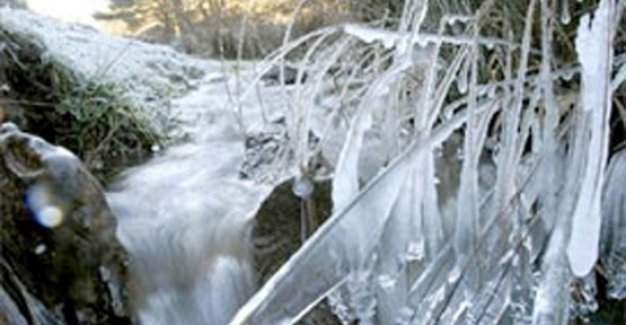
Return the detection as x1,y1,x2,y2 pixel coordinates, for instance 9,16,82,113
0,123,131,324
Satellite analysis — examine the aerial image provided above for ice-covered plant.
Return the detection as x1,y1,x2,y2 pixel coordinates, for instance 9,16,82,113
232,0,626,323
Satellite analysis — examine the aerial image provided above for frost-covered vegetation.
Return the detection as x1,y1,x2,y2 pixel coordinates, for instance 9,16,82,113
2,0,626,324
0,23,164,182
229,0,626,324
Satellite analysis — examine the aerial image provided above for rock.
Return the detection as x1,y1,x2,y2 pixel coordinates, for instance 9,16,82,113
0,123,131,324
253,179,340,324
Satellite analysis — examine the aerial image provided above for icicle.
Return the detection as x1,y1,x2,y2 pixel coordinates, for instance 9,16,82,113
404,245,454,322
230,125,434,324
509,246,535,324
559,0,571,25
325,107,376,323
466,270,513,325
422,152,445,257
373,166,418,325
531,1,574,322
566,0,614,277
454,45,492,297
531,229,572,325
332,110,372,210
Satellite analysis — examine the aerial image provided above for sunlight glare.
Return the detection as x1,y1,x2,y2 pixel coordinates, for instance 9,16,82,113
26,0,110,28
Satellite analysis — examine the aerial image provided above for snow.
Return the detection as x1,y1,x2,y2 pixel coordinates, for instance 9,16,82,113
0,8,219,134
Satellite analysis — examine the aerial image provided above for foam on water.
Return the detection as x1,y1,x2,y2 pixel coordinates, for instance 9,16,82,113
106,75,270,324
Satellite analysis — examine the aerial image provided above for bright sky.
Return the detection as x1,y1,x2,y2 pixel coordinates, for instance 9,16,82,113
26,0,111,28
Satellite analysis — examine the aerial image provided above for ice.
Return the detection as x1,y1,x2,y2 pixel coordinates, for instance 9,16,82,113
566,0,614,277
2,1,624,323
0,287,28,325
532,237,572,325
331,109,372,210
445,15,473,26
343,24,399,50
559,0,571,25
405,240,426,262
292,176,314,198
457,60,469,94
613,63,626,91
342,23,513,50
230,107,471,323
230,141,413,324
373,163,420,324
453,52,497,298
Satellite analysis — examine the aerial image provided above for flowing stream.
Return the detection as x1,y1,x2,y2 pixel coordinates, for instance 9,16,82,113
105,77,270,325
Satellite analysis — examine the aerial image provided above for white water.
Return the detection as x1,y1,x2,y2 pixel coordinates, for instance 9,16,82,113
106,77,270,325
0,11,284,323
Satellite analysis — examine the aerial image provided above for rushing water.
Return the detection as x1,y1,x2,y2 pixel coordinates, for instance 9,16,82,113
105,80,270,324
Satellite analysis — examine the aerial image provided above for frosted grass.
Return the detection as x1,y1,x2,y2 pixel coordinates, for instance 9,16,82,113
232,0,626,324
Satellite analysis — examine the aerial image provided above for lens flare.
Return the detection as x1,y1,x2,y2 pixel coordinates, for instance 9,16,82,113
38,206,64,228
26,183,65,228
